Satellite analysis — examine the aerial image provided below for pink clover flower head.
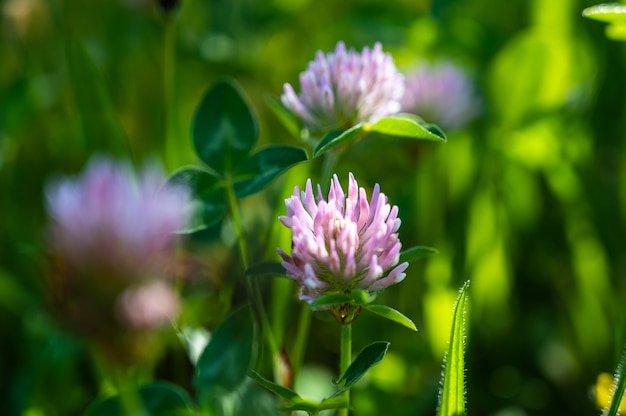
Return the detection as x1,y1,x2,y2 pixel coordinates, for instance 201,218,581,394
281,41,405,132
278,173,408,305
45,155,191,279
401,60,480,131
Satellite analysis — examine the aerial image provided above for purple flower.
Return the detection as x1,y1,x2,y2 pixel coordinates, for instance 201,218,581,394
45,156,190,280
277,173,408,305
401,60,480,131
281,41,405,133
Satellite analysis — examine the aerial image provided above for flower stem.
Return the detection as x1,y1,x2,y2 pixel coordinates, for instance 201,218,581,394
339,322,352,416
224,177,279,366
291,303,312,382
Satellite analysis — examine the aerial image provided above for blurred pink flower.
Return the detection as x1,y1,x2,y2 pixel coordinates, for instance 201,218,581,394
116,281,180,330
401,60,480,131
281,41,405,132
278,173,408,304
45,156,190,280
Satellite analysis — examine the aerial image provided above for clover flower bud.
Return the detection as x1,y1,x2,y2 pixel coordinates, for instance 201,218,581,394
281,41,405,132
278,173,408,306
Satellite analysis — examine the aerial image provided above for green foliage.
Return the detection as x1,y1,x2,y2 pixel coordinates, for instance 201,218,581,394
583,3,626,41
605,344,626,416
167,166,226,232
171,80,307,230
245,261,289,278
399,246,439,264
438,281,470,416
233,145,308,198
332,341,390,396
249,371,348,414
84,382,195,416
192,79,258,176
194,305,254,405
65,37,129,155
363,304,417,331
313,114,446,157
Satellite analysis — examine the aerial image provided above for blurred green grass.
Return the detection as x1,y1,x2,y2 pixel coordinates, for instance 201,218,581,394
2,0,626,415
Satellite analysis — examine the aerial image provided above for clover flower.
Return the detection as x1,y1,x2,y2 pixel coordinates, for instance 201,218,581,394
277,173,408,304
401,60,480,131
281,41,405,132
45,156,190,332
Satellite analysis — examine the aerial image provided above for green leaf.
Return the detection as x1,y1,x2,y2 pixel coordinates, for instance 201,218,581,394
250,371,348,414
399,246,439,264
583,4,626,41
281,396,348,413
194,305,254,402
265,95,300,137
309,293,352,309
245,261,288,278
438,281,470,416
167,166,226,232
248,370,301,402
312,123,364,158
364,304,417,331
605,344,626,416
234,145,308,198
364,115,447,142
192,79,257,176
350,289,377,306
332,341,389,396
65,37,129,155
84,382,194,416
582,3,626,23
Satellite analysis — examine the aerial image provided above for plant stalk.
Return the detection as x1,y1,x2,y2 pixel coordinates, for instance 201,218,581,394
338,322,352,416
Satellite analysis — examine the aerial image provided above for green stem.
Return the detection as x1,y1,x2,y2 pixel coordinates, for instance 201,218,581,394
291,303,312,382
338,323,352,416
224,177,279,366
115,369,143,416
224,176,249,270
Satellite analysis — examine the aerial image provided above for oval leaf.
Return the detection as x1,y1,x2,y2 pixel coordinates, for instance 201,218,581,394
234,145,308,198
192,79,257,175
364,115,446,142
312,123,364,158
364,304,417,331
438,281,470,416
399,246,439,264
332,341,389,396
249,370,301,403
167,166,226,231
84,381,194,416
194,305,254,402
